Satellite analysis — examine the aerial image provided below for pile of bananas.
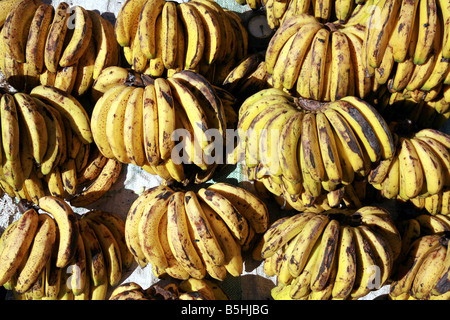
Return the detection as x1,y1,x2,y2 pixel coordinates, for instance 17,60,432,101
125,183,269,281
0,88,121,207
0,197,132,300
234,0,368,27
254,205,401,300
109,278,229,300
236,87,394,208
91,67,238,184
388,213,450,300
369,127,450,211
115,0,248,85
0,0,119,96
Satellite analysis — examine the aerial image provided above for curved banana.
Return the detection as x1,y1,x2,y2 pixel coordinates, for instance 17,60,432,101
115,0,148,47
197,187,249,245
0,209,39,286
398,137,424,200
30,85,93,145
167,191,206,279
300,112,325,182
44,2,70,73
59,5,93,67
67,233,87,297
414,0,438,65
38,196,79,268
123,86,145,166
160,1,178,69
154,77,176,161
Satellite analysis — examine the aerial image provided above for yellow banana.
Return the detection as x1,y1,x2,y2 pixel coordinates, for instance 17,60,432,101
44,2,70,73
414,0,438,65
123,86,145,166
160,1,178,69
300,112,325,182
115,0,148,47
138,0,166,59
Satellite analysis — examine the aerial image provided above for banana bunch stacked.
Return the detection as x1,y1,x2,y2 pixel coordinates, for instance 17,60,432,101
389,214,450,300
365,0,450,127
236,87,395,209
254,206,401,300
91,67,235,184
109,278,229,300
369,128,450,215
125,183,269,281
264,11,375,102
0,88,121,207
234,0,368,28
0,0,119,96
0,197,133,300
115,0,248,85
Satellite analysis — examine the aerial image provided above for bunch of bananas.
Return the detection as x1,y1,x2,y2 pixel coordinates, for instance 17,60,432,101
91,67,237,184
114,0,248,85
236,87,395,208
234,0,368,27
407,189,450,216
0,197,133,300
254,205,401,300
389,212,450,300
264,11,376,102
369,128,450,210
0,88,121,207
109,278,229,300
0,0,119,96
364,0,450,127
125,182,269,281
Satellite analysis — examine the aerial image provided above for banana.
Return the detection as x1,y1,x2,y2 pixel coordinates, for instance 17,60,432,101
91,85,128,159
23,3,54,82
414,214,450,234
206,183,269,234
44,2,70,73
104,85,136,163
145,14,164,77
76,147,107,185
89,11,118,80
299,138,323,200
70,158,122,207
288,214,329,278
329,30,352,101
410,137,445,196
166,17,185,77
23,169,45,205
341,96,395,159
414,0,438,65
322,106,365,178
125,185,172,267
295,34,315,99
0,93,20,162
265,14,318,74
349,226,378,299
374,40,394,86
2,0,41,63
72,37,96,97
415,128,450,149
0,209,39,286
172,70,226,140
78,218,106,288
160,1,178,69
0,0,22,27
89,270,108,300
282,22,323,91
154,77,176,161
123,86,145,166
200,200,243,277
59,5,92,68
137,0,166,59
308,219,340,292
397,137,424,200
315,111,343,184
379,155,400,199
167,192,206,279
330,225,357,299
390,234,442,299
137,188,173,271
308,28,330,101
115,0,147,47
84,216,122,287
184,191,225,267
197,187,249,245
300,112,325,182
38,196,79,268
141,83,160,166
167,77,211,156
10,214,54,295
30,85,92,145
411,243,447,299
30,99,62,176
415,135,450,186
187,1,221,65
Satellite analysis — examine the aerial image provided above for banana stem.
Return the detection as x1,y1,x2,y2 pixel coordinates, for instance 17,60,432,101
295,96,328,113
